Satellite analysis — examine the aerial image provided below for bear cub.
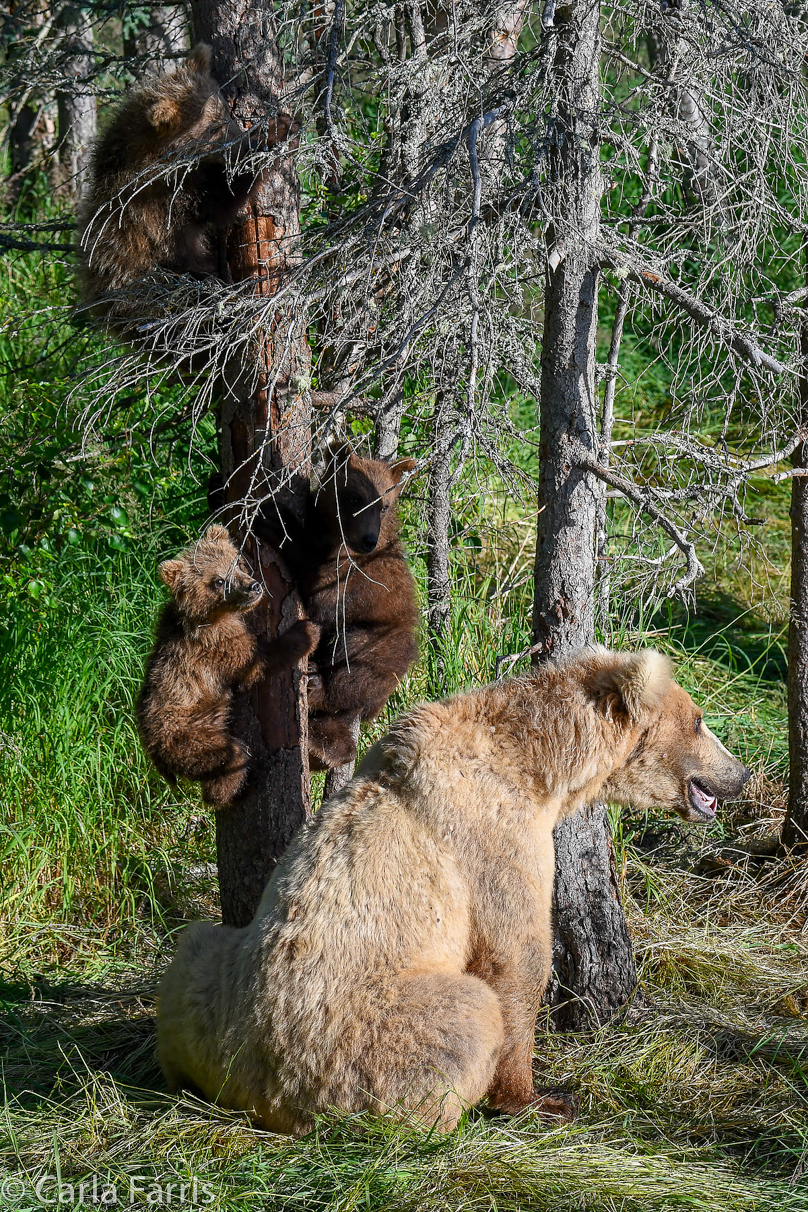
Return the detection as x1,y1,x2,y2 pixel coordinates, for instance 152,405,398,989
255,442,418,770
137,524,319,807
78,44,280,306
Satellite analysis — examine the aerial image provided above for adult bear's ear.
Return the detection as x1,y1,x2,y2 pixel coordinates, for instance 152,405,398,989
390,457,416,483
592,649,671,722
159,559,184,591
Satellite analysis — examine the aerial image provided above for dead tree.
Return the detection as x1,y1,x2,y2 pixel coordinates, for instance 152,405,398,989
786,256,808,851
56,3,96,201
531,0,637,1028
189,0,312,927
427,395,454,694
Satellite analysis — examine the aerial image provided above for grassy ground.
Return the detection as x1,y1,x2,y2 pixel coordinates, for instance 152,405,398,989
2,513,807,1211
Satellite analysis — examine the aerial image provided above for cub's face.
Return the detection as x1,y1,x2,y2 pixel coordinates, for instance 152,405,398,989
321,447,416,555
603,683,750,823
333,468,384,554
159,526,262,622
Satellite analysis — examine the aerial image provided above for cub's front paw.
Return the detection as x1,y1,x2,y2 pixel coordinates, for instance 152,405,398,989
285,618,321,660
309,714,358,769
201,742,250,807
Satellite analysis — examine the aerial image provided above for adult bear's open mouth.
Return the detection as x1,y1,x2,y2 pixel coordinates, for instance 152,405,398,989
688,778,718,821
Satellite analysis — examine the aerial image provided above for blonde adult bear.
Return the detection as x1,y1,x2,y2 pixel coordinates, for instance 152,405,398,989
157,647,750,1134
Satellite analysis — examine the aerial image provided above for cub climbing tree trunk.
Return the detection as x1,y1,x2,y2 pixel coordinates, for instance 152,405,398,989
532,0,637,1029
190,0,312,927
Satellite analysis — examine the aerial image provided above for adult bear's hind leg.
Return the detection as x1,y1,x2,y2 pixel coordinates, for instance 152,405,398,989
365,972,504,1131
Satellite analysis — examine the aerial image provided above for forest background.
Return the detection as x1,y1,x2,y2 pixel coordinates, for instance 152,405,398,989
1,0,808,1208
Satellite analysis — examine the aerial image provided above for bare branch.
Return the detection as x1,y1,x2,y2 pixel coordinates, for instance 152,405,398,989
572,444,705,596
599,245,786,374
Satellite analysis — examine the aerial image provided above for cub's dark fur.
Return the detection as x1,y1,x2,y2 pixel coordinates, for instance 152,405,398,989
256,445,418,769
137,524,319,806
77,44,280,306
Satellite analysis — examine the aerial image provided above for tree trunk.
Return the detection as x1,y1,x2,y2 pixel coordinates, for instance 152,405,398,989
6,0,47,204
57,4,96,201
427,398,453,696
373,390,405,460
646,11,723,223
785,267,808,851
8,103,38,188
322,714,360,798
532,0,637,1029
124,3,189,73
190,0,312,927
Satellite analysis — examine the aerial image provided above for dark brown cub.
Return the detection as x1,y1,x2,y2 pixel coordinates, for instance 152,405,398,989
77,44,292,314
255,443,419,770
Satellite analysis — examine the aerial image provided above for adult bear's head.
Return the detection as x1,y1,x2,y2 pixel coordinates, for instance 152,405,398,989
583,648,751,822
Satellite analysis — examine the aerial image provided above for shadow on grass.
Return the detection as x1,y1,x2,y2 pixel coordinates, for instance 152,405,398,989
653,591,788,683
0,977,161,1107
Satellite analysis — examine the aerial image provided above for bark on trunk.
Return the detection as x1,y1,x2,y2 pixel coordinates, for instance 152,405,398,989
57,4,96,201
544,801,637,1024
785,272,808,851
322,714,360,798
427,400,453,695
190,0,312,927
532,0,637,1029
373,391,405,460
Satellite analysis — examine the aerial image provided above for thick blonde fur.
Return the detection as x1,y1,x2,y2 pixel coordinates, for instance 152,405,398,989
157,647,749,1133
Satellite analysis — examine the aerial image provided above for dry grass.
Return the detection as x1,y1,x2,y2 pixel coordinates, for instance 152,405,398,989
2,839,808,1210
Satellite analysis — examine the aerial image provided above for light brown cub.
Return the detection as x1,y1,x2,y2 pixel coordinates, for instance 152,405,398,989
157,647,749,1129
137,524,318,806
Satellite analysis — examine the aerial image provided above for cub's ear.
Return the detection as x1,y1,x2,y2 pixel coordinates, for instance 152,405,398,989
325,434,352,460
146,97,183,131
593,649,671,722
203,523,230,543
390,457,416,483
186,44,213,75
159,558,184,591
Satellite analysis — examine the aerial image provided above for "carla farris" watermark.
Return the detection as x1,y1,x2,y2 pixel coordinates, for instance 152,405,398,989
0,1173,216,1206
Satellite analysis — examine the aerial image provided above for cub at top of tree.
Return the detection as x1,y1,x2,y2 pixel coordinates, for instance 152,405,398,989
77,44,286,306
255,442,419,770
157,647,751,1134
136,524,319,808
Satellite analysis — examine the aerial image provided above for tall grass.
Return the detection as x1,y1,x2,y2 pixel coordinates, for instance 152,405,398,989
0,521,792,949
0,535,215,952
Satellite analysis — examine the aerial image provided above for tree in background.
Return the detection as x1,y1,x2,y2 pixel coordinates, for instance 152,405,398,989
124,2,189,73
56,3,96,200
